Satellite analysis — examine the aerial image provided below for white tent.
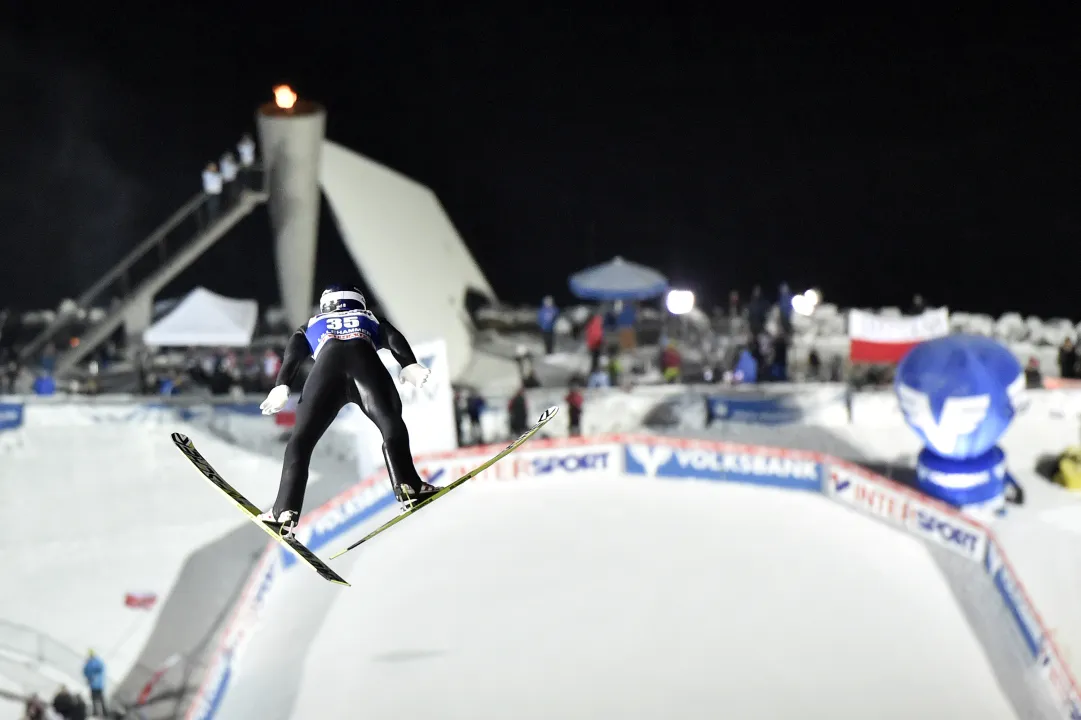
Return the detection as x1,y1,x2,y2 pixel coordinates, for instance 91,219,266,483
142,287,258,347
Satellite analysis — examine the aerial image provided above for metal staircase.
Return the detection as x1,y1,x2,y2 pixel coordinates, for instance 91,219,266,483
21,187,267,375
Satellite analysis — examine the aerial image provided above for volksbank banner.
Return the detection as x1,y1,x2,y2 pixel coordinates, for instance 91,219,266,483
623,442,822,491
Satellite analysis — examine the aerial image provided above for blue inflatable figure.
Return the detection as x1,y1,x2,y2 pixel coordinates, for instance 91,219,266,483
895,334,1026,518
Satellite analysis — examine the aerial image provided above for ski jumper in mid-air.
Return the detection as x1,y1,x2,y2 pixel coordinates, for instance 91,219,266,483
256,285,440,536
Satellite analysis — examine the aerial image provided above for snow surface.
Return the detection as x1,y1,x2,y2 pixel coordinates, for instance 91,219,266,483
219,474,1016,720
0,414,320,689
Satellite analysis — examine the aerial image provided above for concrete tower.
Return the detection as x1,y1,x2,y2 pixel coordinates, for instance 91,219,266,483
256,86,326,329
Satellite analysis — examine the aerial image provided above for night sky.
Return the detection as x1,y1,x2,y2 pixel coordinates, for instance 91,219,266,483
2,6,1079,318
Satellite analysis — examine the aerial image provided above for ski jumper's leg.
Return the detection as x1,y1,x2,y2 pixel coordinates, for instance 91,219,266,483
340,338,424,492
273,344,349,515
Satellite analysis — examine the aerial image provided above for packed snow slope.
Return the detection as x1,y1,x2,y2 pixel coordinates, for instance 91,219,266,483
219,474,1016,720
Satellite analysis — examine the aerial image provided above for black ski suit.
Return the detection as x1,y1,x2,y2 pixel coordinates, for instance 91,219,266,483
271,315,424,516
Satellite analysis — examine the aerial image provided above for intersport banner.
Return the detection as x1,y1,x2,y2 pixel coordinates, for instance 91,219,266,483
848,308,949,364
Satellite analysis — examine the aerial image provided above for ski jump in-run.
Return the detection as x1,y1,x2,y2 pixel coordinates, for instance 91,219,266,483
172,283,559,584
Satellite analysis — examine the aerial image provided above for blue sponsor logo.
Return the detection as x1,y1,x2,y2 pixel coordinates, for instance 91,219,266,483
624,443,820,490
986,542,1043,658
708,396,804,425
0,403,23,431
911,508,981,556
529,451,610,475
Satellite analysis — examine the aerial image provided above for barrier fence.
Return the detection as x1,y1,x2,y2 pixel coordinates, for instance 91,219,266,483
189,433,1081,720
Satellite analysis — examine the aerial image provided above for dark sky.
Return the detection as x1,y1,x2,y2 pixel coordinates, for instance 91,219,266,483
2,6,1080,317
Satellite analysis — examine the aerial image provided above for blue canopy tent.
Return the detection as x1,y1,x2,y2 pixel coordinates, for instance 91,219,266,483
568,256,669,301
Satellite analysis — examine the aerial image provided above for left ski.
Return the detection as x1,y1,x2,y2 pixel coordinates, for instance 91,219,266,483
329,405,560,560
171,432,350,586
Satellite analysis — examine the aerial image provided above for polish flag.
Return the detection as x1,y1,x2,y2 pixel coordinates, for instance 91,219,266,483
124,592,158,610
849,308,949,364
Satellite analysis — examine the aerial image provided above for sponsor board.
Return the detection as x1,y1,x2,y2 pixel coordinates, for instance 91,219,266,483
904,501,987,562
826,466,908,526
418,446,618,487
708,396,805,425
1038,644,1081,720
986,541,1043,658
623,443,821,491
0,403,23,431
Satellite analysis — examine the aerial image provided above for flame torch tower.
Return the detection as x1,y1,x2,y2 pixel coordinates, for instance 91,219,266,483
257,85,326,329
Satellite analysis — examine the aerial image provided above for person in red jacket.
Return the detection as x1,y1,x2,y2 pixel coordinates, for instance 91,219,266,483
565,384,584,436
585,314,604,372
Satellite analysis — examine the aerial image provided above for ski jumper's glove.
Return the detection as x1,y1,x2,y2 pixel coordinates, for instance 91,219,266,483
399,363,431,388
260,385,291,415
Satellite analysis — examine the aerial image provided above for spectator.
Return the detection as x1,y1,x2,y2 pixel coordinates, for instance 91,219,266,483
508,387,529,438
584,313,604,373
537,296,558,355
454,389,468,446
1025,357,1043,389
660,342,681,384
732,346,758,384
587,357,611,388
69,693,87,720
82,650,107,718
807,348,822,381
565,384,583,436
1060,339,1079,379
237,133,257,189
747,285,768,338
908,293,926,316
24,694,45,720
201,162,223,228
770,333,789,382
220,151,239,204
262,348,282,391
465,389,485,445
52,685,75,719
778,282,794,335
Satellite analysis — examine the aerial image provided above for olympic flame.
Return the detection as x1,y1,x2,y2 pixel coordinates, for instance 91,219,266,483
273,85,297,110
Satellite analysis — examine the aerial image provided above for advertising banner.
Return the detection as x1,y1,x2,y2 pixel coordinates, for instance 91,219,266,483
986,541,1043,657
904,498,988,562
0,403,25,430
706,387,847,426
623,442,821,491
826,465,909,527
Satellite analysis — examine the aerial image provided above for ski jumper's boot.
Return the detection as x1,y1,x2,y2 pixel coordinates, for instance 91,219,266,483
391,476,442,511
256,508,300,538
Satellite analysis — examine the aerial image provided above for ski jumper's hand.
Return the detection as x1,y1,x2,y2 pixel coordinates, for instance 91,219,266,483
399,363,430,388
260,385,291,415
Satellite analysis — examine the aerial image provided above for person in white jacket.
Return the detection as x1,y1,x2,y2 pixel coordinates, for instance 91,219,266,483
257,284,435,536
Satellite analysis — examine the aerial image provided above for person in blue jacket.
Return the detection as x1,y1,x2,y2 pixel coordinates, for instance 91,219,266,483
83,649,107,717
537,296,559,355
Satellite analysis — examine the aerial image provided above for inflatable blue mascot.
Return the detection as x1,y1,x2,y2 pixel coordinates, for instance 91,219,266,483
895,334,1026,518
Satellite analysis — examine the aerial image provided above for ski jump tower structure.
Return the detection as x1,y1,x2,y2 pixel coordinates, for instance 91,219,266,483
256,85,326,331
27,86,494,379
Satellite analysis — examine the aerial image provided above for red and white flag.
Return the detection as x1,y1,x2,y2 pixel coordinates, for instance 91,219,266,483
124,592,158,610
848,308,949,364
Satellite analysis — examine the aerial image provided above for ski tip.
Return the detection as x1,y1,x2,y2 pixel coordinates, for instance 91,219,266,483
539,406,559,422
171,432,190,444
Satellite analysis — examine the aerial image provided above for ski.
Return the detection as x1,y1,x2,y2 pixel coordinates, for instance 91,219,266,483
329,405,560,560
171,432,350,587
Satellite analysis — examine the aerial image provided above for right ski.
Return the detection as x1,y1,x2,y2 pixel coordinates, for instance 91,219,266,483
329,405,560,560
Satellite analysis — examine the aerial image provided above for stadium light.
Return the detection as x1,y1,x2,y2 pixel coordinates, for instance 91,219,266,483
666,289,695,315
791,288,820,317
